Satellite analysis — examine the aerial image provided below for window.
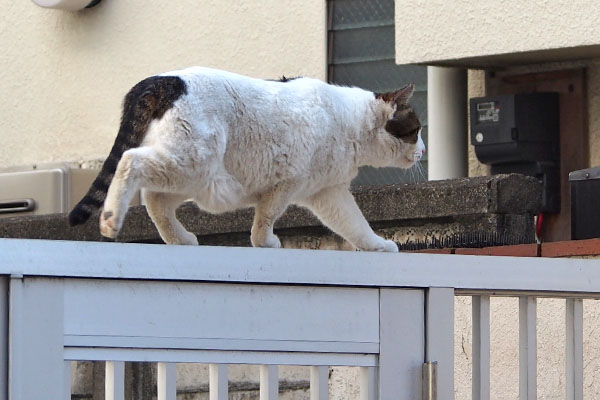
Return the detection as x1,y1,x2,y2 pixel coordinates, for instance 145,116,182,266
327,0,428,185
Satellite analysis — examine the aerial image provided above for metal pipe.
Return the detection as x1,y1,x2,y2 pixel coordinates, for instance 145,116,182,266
427,67,468,180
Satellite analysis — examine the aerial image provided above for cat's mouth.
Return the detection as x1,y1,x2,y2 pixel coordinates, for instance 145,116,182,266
405,153,422,164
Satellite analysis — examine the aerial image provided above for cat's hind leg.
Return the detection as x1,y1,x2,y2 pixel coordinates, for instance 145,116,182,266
100,147,187,239
143,191,198,245
300,185,398,252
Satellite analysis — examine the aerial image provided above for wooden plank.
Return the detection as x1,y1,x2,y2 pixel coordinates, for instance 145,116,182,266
260,365,279,400
359,366,377,400
105,361,125,400
379,289,424,400
519,296,537,400
157,362,177,400
310,366,329,400
566,299,583,400
426,287,454,400
209,364,228,400
472,295,490,400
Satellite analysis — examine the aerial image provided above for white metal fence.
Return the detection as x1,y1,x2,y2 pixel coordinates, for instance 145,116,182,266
1,238,599,400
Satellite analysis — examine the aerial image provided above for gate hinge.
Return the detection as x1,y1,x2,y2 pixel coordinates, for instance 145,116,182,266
422,361,438,400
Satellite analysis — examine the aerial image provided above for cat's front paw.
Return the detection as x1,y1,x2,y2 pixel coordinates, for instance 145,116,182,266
357,237,398,252
251,232,282,249
382,239,399,252
99,210,120,239
179,231,199,246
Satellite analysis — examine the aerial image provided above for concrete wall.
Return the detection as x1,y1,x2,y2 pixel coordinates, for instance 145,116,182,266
0,0,326,169
394,1,600,67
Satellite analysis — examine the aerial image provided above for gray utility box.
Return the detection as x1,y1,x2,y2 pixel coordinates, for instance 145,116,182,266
470,92,560,213
570,166,600,240
0,164,141,218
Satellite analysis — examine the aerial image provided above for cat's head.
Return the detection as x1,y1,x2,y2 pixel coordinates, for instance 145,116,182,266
375,84,425,168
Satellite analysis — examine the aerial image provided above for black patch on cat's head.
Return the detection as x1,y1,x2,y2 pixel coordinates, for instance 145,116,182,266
385,104,421,144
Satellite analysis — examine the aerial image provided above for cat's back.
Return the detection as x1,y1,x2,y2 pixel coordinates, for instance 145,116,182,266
161,66,331,103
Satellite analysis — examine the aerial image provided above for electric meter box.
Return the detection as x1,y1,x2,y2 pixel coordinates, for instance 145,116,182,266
470,93,560,213
470,93,560,165
570,166,600,240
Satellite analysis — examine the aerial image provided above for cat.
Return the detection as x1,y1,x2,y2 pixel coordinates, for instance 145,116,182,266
68,67,424,252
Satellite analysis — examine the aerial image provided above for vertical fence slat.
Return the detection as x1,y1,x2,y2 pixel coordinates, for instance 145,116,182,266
566,299,583,400
380,289,424,400
105,361,125,400
359,366,377,400
157,362,177,400
8,276,23,400
310,366,329,400
519,296,537,400
472,295,490,400
260,365,279,400
0,277,8,400
64,361,72,400
426,287,454,400
209,363,229,400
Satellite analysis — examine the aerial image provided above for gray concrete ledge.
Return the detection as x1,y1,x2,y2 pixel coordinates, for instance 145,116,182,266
0,174,541,246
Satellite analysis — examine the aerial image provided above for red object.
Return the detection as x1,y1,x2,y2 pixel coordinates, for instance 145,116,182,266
536,212,545,240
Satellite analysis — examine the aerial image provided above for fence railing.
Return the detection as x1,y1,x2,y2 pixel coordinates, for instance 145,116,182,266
1,238,599,400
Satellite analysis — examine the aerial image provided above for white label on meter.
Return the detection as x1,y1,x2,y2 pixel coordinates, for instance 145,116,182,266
476,101,500,123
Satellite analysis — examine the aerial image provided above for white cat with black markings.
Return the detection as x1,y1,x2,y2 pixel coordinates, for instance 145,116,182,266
69,67,424,252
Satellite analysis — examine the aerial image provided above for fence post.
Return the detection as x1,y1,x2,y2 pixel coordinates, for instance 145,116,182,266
260,365,279,400
105,361,125,400
310,365,329,400
359,367,377,400
379,289,424,400
519,296,537,400
566,299,583,400
209,363,228,400
426,287,454,400
9,276,67,399
472,295,490,400
157,362,177,400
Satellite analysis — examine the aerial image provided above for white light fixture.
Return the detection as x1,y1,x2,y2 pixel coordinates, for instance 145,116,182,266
32,0,101,11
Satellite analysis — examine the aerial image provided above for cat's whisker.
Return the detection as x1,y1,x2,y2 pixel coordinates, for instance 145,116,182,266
417,162,427,181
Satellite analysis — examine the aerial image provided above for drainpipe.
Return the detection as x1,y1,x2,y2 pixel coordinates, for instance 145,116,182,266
427,67,468,180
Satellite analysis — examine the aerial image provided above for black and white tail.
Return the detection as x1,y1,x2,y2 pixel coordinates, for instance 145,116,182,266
68,75,187,226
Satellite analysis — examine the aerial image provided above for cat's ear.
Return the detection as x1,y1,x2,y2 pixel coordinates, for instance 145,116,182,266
376,84,415,105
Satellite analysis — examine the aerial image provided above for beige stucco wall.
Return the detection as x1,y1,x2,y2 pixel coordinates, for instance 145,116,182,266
0,0,326,169
394,0,600,66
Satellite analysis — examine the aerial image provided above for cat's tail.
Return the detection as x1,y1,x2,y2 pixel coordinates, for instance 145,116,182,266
68,75,187,226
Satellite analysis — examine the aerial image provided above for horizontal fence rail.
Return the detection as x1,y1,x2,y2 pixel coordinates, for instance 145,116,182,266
1,239,599,400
